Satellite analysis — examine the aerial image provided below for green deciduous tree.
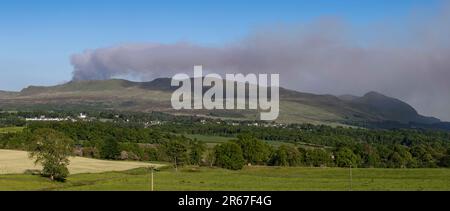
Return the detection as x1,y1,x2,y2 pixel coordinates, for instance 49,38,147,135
214,142,245,170
388,144,414,168
188,139,206,165
205,148,216,167
100,137,121,160
164,139,189,171
361,144,381,168
439,148,450,167
234,134,271,165
28,128,74,181
304,148,334,167
411,144,437,168
270,145,302,166
335,147,359,167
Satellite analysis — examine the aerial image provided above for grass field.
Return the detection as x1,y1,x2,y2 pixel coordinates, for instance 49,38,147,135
0,127,24,133
1,149,449,191
0,149,163,175
183,134,298,148
183,134,232,144
1,165,450,191
183,134,328,149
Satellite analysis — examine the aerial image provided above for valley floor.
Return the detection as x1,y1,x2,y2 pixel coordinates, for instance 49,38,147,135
1,166,450,191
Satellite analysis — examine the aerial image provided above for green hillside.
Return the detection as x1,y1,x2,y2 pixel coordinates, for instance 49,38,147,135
0,78,440,126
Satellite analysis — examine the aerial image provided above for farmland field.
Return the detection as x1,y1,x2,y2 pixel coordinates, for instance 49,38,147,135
0,149,163,175
183,134,232,144
1,164,449,191
182,134,299,147
0,127,24,133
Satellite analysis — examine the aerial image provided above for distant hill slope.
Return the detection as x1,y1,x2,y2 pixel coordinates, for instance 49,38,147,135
341,91,439,124
0,78,440,126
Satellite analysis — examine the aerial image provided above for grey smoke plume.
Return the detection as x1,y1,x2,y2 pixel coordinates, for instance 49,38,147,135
71,6,450,120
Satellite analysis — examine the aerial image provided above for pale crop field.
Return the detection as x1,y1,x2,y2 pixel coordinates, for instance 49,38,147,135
0,149,164,174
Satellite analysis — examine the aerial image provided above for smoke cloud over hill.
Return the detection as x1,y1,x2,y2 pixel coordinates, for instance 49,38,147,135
71,5,450,120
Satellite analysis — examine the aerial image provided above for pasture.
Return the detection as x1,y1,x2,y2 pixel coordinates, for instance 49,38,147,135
182,134,299,148
1,164,449,191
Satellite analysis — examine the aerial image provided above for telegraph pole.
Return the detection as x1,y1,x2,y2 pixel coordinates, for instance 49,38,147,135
349,165,353,191
151,167,154,191
149,166,154,191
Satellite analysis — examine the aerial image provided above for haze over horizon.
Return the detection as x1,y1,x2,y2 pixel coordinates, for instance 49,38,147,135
1,0,449,121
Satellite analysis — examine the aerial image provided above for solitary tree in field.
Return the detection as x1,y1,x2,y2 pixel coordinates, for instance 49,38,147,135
28,128,74,181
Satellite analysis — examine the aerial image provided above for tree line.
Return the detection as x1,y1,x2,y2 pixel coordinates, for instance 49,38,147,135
1,121,449,170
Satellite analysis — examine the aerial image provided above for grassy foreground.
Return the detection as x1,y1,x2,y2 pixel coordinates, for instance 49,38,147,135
1,166,449,191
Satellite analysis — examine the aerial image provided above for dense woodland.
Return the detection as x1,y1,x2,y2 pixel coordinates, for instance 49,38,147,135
1,110,450,170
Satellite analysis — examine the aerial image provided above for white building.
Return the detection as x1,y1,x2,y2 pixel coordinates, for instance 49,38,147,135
25,116,68,121
79,113,87,119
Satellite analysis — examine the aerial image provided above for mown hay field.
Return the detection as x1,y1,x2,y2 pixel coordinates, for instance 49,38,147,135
0,149,163,175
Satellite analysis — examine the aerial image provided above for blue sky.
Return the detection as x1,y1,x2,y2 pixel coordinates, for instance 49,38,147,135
0,0,442,91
